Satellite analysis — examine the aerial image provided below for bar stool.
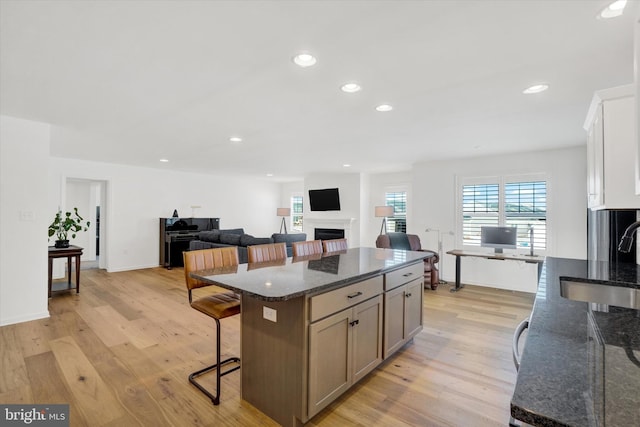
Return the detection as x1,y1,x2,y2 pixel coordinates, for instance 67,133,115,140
291,240,323,257
183,247,241,405
322,238,348,253
247,242,287,263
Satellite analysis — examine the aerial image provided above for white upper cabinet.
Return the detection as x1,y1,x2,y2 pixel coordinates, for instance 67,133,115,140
584,84,638,210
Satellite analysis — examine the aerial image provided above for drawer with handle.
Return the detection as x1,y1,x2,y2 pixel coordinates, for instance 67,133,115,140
310,276,383,322
384,262,423,291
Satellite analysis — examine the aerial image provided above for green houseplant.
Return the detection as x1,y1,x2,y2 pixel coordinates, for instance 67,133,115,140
48,208,91,248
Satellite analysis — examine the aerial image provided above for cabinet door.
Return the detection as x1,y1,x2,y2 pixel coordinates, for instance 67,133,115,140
587,103,604,208
352,295,383,383
308,308,352,418
404,278,424,340
383,284,407,358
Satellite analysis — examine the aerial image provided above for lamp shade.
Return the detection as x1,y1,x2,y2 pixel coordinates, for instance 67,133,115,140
277,208,291,217
374,206,394,217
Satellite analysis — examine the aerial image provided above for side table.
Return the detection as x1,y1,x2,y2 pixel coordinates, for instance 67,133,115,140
48,245,84,297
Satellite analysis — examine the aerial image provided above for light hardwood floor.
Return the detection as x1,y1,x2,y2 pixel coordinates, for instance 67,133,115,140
0,267,534,426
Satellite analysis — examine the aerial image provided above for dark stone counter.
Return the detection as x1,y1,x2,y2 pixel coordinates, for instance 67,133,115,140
511,257,640,426
191,247,431,301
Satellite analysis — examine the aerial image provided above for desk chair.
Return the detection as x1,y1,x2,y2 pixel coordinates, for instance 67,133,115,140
247,242,287,263
375,232,440,290
322,238,348,253
292,240,323,257
183,247,241,405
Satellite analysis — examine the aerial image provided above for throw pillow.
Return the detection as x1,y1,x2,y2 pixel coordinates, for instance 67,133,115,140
198,230,220,243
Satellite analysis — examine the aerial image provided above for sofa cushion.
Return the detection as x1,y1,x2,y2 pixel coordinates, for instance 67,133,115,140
220,233,242,246
271,233,307,247
189,240,233,251
240,234,274,247
220,228,245,235
198,230,220,243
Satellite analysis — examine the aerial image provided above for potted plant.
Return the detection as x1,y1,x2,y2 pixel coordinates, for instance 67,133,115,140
48,208,91,248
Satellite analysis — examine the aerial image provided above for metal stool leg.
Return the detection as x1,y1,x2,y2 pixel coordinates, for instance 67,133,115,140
188,317,240,405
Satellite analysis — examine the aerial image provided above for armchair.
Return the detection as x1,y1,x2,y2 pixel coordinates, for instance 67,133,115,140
375,232,440,290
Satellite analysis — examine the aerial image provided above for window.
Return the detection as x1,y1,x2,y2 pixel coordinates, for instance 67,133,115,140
504,181,547,249
291,195,303,232
385,191,407,233
462,183,499,246
460,177,547,251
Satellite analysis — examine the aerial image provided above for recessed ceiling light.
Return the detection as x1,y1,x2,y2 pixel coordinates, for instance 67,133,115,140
159,159,169,162
343,164,351,168
229,136,242,142
340,83,361,93
523,84,549,94
598,0,627,18
292,53,317,68
266,173,274,177
375,104,393,112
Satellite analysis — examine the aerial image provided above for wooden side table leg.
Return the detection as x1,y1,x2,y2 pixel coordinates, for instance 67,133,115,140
67,255,72,285
48,257,53,298
75,254,81,294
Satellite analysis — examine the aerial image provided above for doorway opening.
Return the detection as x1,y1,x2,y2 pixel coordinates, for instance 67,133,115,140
65,178,107,271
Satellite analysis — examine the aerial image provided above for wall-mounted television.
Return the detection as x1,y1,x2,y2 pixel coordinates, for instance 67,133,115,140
309,188,341,211
481,226,517,254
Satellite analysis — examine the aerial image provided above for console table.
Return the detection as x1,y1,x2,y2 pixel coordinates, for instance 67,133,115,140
48,245,83,297
446,249,545,292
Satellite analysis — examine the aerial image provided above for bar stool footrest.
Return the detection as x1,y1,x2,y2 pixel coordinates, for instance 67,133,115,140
188,356,240,405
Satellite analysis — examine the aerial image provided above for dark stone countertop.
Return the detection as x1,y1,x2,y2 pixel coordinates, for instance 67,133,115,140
511,257,640,426
190,247,431,301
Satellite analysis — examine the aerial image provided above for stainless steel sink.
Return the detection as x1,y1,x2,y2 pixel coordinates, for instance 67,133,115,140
560,279,640,310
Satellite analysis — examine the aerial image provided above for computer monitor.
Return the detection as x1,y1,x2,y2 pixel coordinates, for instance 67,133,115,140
481,226,517,254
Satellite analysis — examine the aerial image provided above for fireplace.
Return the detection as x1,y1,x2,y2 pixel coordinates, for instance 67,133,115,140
305,217,356,245
314,228,345,240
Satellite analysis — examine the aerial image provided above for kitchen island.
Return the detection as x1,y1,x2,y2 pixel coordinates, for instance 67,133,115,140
192,247,432,426
511,257,640,426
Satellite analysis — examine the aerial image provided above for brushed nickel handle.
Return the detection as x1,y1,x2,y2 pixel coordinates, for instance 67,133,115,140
512,318,529,371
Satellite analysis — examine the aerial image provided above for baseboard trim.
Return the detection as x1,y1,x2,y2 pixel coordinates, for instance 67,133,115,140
0,310,50,327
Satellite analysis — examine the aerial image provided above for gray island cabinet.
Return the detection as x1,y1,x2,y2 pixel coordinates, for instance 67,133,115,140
192,247,431,426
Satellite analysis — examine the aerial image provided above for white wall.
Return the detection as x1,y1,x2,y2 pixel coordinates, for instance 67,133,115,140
0,116,50,326
48,157,281,272
412,146,587,293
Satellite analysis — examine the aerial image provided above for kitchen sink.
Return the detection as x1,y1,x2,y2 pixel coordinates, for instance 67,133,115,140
560,279,640,309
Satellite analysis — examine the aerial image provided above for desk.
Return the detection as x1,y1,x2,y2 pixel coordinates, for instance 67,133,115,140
191,247,431,426
446,249,545,293
48,245,83,297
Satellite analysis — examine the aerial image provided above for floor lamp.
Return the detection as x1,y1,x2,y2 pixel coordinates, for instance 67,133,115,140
277,208,290,234
375,206,394,235
425,227,449,285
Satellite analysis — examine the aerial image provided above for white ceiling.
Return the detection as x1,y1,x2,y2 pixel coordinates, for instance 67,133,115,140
1,0,637,181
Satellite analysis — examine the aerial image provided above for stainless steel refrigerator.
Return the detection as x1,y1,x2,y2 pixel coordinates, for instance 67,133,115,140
587,209,637,264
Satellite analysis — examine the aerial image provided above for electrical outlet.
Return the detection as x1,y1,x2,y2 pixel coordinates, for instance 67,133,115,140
263,306,277,323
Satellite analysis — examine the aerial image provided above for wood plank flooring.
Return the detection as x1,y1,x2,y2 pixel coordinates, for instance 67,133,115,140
0,267,534,426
